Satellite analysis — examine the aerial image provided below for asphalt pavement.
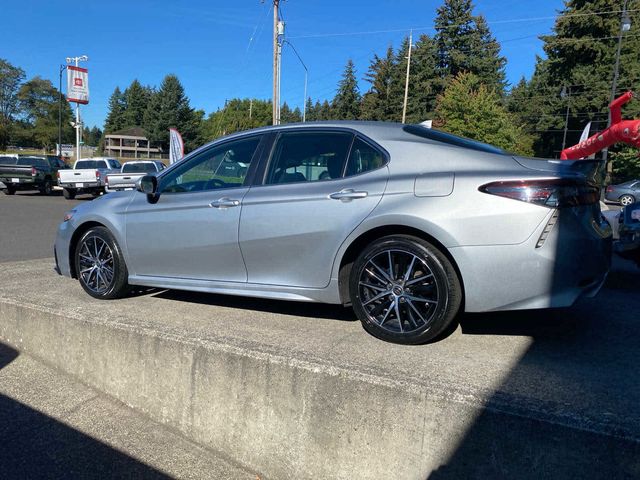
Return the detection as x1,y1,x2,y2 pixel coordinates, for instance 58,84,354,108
0,190,86,262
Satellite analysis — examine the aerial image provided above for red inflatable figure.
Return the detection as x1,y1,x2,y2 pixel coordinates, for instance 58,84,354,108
560,91,640,160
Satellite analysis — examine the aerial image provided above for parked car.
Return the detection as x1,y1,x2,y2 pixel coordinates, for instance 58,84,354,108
0,154,69,195
614,202,640,267
605,179,640,206
57,157,121,199
54,122,612,344
105,161,166,193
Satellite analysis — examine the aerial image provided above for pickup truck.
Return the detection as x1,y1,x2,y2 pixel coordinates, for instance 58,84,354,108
0,154,69,195
105,160,165,193
58,157,121,199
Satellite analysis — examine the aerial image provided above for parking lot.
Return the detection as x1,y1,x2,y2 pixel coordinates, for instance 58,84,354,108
1,189,639,478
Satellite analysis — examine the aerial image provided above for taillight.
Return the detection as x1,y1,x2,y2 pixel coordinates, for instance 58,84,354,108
57,171,60,180
95,170,100,180
105,176,109,186
31,167,37,176
479,179,600,208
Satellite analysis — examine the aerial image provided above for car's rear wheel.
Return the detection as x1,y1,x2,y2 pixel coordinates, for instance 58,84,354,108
75,226,129,299
620,194,635,206
3,185,16,195
39,179,53,195
63,188,76,200
349,235,462,344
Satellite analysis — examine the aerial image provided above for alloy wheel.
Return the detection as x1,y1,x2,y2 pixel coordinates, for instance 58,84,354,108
620,195,635,206
357,249,440,334
78,235,115,294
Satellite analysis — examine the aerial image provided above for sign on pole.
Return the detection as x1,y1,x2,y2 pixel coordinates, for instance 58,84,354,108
169,128,184,164
67,66,89,104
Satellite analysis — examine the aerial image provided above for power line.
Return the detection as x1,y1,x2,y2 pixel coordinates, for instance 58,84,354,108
289,9,640,39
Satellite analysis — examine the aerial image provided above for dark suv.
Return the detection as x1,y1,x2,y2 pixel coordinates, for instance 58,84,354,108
0,155,69,195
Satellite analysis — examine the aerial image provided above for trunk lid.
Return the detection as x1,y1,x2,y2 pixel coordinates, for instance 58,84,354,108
513,156,605,187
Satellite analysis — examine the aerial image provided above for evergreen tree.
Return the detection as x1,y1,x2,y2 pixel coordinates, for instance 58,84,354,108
435,72,533,155
513,0,640,161
123,79,152,128
434,0,506,92
201,98,271,139
104,87,126,133
332,59,361,120
360,46,397,121
404,34,439,123
280,102,302,124
305,97,315,121
143,74,201,152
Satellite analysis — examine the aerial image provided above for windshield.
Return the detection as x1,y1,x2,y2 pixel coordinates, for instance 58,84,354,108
17,157,48,167
75,160,106,169
403,125,510,155
122,162,158,173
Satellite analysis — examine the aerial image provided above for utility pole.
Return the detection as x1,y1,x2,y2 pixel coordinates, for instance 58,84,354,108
402,30,413,124
272,0,280,125
603,0,631,177
249,99,253,120
561,86,570,152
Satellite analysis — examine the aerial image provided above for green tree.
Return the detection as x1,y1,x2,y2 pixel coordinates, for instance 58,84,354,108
143,74,202,152
332,59,361,120
280,102,302,124
82,125,102,146
435,72,533,155
360,46,397,121
123,79,153,128
434,0,506,92
0,59,25,149
305,97,315,121
515,0,640,159
201,98,271,140
103,87,126,133
17,77,73,150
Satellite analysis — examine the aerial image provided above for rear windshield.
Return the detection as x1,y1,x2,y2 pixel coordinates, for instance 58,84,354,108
17,157,48,167
122,162,158,173
0,155,17,165
403,125,509,155
75,160,107,169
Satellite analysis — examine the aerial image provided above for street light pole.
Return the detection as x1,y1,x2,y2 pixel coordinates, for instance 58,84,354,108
58,64,66,157
603,0,631,168
402,30,413,124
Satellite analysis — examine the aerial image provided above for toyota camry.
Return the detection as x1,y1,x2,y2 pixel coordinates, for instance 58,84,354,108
54,122,612,344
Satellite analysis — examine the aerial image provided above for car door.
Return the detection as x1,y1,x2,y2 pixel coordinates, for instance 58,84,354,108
125,135,264,282
239,130,389,288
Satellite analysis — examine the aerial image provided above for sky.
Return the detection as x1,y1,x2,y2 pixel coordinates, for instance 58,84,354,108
1,0,565,129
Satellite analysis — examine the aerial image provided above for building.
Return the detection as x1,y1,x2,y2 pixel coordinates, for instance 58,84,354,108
103,127,163,159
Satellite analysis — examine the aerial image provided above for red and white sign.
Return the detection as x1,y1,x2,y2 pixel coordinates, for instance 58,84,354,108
67,66,89,104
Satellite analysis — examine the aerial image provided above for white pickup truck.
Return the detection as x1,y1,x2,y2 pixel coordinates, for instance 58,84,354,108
105,160,166,193
58,157,122,199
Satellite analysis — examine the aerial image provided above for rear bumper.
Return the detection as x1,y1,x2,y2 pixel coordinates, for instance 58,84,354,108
59,182,102,190
451,209,612,312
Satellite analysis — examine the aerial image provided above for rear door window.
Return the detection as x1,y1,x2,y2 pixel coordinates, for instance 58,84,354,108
265,131,353,185
345,137,386,177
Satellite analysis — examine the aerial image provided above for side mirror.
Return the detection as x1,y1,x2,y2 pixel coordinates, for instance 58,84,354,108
136,175,157,194
136,175,160,203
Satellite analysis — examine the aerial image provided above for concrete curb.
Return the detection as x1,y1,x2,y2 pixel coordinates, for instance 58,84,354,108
1,292,639,479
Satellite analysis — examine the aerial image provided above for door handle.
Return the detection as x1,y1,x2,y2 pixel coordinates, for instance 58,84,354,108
209,198,240,208
329,189,368,201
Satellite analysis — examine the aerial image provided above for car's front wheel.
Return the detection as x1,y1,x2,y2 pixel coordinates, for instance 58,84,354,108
620,194,636,206
349,235,462,344
75,226,129,299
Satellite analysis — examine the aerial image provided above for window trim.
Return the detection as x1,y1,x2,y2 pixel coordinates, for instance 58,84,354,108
157,133,266,195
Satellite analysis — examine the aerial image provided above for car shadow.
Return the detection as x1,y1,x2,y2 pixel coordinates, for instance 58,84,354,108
0,341,171,479
151,289,358,322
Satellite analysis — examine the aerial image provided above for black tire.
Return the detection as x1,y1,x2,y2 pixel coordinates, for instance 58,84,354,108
349,235,462,344
63,188,76,200
75,226,130,299
620,194,635,206
39,179,53,195
3,185,16,195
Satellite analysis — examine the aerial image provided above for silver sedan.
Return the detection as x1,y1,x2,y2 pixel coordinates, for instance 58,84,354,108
54,122,612,344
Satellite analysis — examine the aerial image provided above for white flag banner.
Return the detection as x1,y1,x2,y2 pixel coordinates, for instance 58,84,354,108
67,66,89,104
169,128,184,164
578,122,596,159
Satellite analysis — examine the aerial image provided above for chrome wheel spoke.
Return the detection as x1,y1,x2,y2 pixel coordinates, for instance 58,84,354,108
358,248,440,335
79,236,115,294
